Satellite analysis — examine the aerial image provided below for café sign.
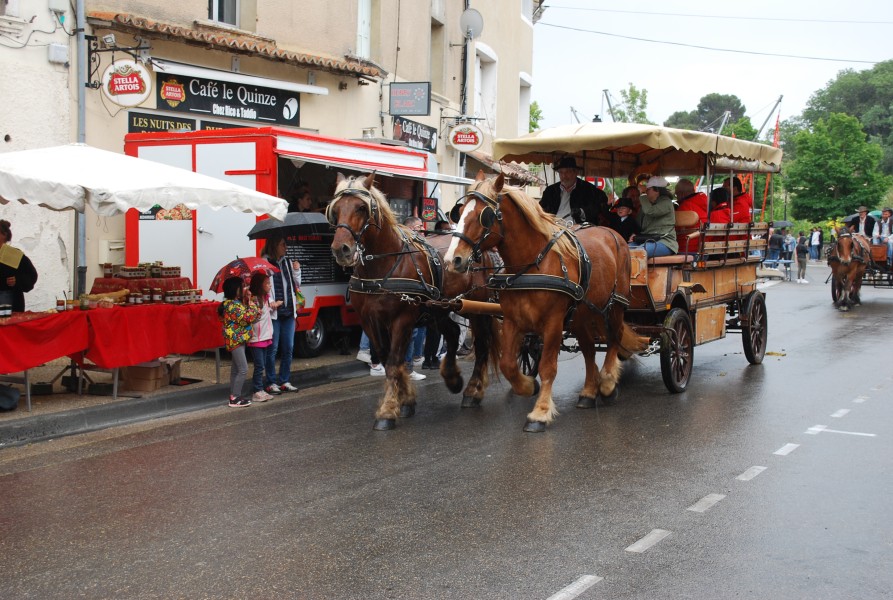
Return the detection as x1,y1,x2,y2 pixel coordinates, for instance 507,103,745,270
102,59,152,107
155,72,300,126
448,122,483,153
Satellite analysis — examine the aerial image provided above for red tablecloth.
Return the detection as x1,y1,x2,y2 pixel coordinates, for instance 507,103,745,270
90,277,193,294
0,310,90,373
83,302,224,369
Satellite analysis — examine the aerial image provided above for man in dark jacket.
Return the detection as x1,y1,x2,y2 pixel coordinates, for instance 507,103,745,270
539,156,609,226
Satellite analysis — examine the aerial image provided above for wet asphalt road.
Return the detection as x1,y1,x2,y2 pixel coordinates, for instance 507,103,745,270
2,265,892,599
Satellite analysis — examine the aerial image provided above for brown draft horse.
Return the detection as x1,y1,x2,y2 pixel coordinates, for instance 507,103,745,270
445,173,647,432
828,230,870,311
328,173,500,430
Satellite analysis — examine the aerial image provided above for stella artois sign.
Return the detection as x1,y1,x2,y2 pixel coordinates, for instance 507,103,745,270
101,59,152,107
448,122,483,153
159,79,186,108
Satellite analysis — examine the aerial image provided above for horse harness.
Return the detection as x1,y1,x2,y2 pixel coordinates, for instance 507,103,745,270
828,232,869,266
459,188,630,326
328,183,443,301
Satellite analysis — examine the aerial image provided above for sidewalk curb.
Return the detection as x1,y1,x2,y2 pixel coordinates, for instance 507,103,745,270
0,360,368,449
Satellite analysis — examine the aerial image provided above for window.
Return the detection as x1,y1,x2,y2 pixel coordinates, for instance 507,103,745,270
210,0,239,27
2,0,22,18
429,21,445,94
474,43,498,132
518,72,532,135
357,0,371,59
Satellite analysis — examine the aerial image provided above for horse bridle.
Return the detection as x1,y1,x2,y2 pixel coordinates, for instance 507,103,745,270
326,181,382,262
450,189,504,263
831,231,866,266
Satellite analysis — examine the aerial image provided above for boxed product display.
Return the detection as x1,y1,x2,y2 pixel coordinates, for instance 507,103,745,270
121,360,168,392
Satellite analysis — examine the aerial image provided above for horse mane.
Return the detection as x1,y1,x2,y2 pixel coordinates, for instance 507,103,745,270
492,183,578,259
331,174,399,230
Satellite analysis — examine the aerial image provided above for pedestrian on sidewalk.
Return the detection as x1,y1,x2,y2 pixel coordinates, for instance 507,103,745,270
247,272,282,403
219,277,261,407
261,235,302,394
795,231,810,283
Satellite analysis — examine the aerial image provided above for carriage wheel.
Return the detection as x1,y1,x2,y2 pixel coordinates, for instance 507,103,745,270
518,334,542,379
660,308,693,393
741,291,768,365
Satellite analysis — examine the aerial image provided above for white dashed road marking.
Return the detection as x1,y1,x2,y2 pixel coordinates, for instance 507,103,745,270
625,529,672,553
736,466,767,481
546,575,603,600
687,493,726,513
773,443,799,455
831,409,850,418
853,396,868,403
806,424,876,437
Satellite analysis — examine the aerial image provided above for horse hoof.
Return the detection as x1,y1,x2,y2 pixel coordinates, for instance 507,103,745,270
461,395,482,408
599,387,620,405
523,420,547,433
399,404,416,418
576,395,596,409
373,418,396,431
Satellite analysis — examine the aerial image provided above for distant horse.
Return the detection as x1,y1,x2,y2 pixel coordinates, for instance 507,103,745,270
328,173,499,430
828,230,870,311
445,173,647,432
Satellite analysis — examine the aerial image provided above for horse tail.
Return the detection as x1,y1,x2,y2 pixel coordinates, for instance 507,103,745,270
617,320,649,360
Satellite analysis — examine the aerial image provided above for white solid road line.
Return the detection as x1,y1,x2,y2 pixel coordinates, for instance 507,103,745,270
546,575,603,600
853,395,868,403
806,424,876,437
687,493,726,513
831,409,851,418
773,443,800,456
736,465,767,481
625,529,672,553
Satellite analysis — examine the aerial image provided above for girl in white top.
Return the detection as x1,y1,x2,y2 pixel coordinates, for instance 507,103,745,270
248,271,282,402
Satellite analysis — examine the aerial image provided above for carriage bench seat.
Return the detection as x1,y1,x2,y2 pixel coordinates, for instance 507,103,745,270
650,254,696,266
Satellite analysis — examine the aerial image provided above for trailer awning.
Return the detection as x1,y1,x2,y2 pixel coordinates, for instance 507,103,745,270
282,154,473,186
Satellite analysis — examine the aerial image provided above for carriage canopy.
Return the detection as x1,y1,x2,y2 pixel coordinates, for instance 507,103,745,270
492,122,783,178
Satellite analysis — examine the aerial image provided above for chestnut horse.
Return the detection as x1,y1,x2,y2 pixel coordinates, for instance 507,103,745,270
445,173,647,432
328,173,499,430
828,230,870,311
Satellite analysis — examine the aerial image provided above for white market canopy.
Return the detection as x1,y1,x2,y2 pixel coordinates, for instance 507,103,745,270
0,143,288,219
493,122,784,177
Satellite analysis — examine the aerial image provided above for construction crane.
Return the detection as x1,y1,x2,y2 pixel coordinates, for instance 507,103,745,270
602,90,617,122
570,106,600,124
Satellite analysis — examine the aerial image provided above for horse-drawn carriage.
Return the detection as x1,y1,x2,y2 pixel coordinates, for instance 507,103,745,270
326,123,782,432
827,230,893,311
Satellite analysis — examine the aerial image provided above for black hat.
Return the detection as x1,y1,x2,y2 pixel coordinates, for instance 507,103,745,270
615,197,634,210
554,156,581,171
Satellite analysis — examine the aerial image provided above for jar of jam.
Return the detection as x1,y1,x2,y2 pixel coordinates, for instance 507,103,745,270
152,288,163,303
133,292,143,305
56,299,66,312
79,294,89,310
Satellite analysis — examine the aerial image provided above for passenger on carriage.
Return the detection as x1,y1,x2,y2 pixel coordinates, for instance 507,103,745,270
629,176,678,257
707,187,733,224
539,156,610,226
873,208,893,266
674,178,709,222
607,197,640,242
618,185,642,217
722,176,754,223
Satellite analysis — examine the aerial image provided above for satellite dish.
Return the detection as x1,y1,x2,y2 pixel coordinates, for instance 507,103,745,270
459,8,483,39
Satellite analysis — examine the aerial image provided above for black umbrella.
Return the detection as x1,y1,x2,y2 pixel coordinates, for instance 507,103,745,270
771,220,794,229
247,211,331,240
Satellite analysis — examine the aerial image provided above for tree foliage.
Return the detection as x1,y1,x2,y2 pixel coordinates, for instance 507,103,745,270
529,100,543,132
802,60,893,174
785,113,891,221
662,93,746,132
612,83,655,124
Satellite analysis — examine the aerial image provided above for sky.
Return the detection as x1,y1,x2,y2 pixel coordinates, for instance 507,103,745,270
531,1,893,133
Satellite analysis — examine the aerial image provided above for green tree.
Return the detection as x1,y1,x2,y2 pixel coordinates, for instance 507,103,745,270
664,110,698,130
662,93,747,132
724,116,758,141
785,113,891,221
529,100,543,132
612,83,655,124
803,60,893,174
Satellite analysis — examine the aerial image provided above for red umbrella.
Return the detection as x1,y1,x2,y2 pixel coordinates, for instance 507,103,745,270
210,257,279,293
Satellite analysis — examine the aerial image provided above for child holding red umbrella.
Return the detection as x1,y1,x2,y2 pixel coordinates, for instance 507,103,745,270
218,276,261,407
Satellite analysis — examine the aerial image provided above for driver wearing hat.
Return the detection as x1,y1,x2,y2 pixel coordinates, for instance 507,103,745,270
539,156,609,226
848,205,876,238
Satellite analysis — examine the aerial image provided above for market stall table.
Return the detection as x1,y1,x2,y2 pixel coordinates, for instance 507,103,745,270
90,277,193,295
0,310,90,411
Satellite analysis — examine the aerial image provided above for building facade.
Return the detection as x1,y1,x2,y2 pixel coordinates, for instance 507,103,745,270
1,0,536,309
